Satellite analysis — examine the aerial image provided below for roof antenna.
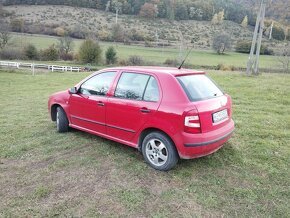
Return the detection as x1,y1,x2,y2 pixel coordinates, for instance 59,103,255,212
178,46,194,69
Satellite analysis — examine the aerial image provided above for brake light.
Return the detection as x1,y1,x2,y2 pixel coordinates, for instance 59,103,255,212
184,109,201,134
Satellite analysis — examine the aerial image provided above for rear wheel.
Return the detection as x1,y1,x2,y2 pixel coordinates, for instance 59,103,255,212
142,132,178,171
56,107,69,133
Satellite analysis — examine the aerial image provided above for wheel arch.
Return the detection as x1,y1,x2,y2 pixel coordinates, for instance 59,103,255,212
138,127,178,154
50,104,62,121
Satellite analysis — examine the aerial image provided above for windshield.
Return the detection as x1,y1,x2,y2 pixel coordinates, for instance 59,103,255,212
177,74,224,101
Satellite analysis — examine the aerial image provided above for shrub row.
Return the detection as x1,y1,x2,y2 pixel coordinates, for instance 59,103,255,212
235,40,274,55
0,41,118,65
0,44,67,61
10,20,155,43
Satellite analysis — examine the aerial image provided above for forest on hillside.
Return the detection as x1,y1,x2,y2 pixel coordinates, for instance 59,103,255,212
1,0,256,25
233,0,290,25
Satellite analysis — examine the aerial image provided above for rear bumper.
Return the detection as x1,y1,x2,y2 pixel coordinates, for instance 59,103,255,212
177,119,235,159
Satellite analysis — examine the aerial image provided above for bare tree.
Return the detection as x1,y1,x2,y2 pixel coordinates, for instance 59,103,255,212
0,22,10,49
212,34,232,54
58,36,74,54
277,43,290,73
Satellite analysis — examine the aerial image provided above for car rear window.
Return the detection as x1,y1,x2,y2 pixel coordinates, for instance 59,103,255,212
177,74,223,101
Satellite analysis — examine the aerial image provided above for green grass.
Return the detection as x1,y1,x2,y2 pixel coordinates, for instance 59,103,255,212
0,69,289,217
10,33,280,69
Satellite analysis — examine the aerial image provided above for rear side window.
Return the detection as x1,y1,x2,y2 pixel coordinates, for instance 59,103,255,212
177,75,223,101
143,76,160,102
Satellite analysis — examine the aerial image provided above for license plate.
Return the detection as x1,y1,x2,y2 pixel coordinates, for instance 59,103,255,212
213,109,228,123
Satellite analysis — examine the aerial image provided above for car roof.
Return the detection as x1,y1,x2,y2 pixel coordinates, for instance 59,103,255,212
102,66,205,76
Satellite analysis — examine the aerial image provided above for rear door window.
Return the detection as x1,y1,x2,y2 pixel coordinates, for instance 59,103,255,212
114,72,150,100
80,72,116,96
177,74,223,101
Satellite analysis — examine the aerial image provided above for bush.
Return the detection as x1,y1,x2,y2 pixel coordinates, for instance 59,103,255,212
118,59,128,66
164,58,178,67
127,55,144,65
69,30,86,39
97,29,111,41
40,44,59,61
0,48,25,60
60,52,74,61
144,40,153,47
69,25,87,39
216,63,236,71
105,46,117,65
78,39,102,64
129,29,145,41
24,44,39,60
235,40,251,53
235,40,274,55
54,27,65,37
272,25,285,41
10,18,24,32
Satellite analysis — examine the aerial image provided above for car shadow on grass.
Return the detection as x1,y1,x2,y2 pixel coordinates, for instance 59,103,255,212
64,129,240,174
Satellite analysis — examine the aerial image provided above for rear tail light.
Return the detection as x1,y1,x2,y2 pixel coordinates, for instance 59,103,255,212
184,109,201,134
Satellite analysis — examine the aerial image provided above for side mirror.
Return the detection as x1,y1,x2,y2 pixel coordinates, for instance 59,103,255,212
68,87,78,94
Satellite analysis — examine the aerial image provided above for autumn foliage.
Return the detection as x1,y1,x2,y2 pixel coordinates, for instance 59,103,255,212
139,3,158,19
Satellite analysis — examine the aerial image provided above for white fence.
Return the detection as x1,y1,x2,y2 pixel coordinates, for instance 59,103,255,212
0,61,82,72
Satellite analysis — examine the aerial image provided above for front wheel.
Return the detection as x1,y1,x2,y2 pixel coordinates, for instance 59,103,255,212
142,132,178,171
56,107,69,133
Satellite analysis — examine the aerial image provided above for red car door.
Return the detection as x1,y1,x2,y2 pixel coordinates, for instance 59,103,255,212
106,72,161,142
69,71,117,134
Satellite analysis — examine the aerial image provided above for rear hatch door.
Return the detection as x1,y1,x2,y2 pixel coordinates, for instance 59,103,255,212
177,74,232,133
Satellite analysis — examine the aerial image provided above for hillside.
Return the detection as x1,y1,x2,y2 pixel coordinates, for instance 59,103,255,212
2,5,255,50
1,0,256,25
1,0,289,27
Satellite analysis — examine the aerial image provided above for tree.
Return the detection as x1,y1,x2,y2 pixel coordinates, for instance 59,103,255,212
139,3,158,19
111,23,125,42
241,15,248,28
0,23,10,49
217,10,224,23
105,46,117,64
0,4,10,18
212,10,224,25
212,34,231,54
24,44,39,60
166,0,175,20
78,39,102,64
277,43,290,73
211,13,218,25
175,2,189,20
58,36,74,55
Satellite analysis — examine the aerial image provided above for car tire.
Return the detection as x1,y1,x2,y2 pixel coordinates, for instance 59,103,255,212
56,107,69,133
142,132,178,171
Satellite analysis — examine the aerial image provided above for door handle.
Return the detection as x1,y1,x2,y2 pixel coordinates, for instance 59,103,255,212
140,107,151,113
97,101,105,106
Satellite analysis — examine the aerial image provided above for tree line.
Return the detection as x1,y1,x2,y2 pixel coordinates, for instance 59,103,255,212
1,0,256,25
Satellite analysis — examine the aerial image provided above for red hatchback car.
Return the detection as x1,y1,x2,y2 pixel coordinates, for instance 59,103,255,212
48,67,234,171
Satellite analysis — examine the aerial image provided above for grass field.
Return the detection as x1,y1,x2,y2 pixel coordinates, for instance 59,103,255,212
10,33,281,70
0,69,289,217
